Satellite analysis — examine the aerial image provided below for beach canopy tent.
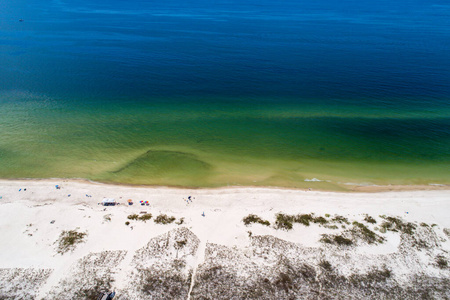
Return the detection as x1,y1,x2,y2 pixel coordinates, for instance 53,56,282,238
101,198,117,206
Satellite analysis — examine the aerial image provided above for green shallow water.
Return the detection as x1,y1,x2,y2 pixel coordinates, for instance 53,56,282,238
1,92,449,190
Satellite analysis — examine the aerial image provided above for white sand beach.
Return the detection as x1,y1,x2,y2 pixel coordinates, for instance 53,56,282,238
0,179,449,299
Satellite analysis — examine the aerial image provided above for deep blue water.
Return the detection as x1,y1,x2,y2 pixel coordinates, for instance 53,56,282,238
1,0,449,103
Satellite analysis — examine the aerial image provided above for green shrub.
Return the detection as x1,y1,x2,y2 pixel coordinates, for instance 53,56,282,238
299,264,316,279
313,216,328,225
125,221,130,226
318,260,332,271
364,215,377,224
242,214,270,226
444,228,450,237
243,214,259,225
154,214,176,224
127,214,139,220
175,240,187,249
275,213,294,230
260,220,270,226
320,236,332,244
380,216,416,235
56,230,87,254
320,234,353,246
324,224,338,229
366,267,391,281
275,273,292,292
294,214,313,226
274,213,329,229
139,213,153,222
128,213,152,222
350,267,392,286
352,221,384,244
436,256,448,269
333,235,353,246
332,215,349,224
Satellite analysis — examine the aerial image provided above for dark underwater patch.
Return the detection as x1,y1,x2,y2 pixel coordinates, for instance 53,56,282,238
111,150,212,180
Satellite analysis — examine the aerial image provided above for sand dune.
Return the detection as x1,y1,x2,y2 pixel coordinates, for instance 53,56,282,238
0,179,449,299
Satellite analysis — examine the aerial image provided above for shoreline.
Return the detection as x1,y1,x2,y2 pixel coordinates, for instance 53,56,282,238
0,177,449,193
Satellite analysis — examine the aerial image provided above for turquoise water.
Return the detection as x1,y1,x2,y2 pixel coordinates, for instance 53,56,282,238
0,1,449,189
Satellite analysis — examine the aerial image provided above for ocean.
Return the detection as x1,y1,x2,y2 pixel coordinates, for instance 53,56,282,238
1,0,449,189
